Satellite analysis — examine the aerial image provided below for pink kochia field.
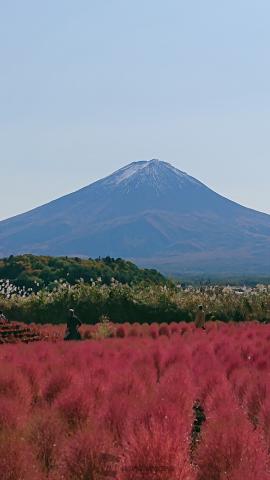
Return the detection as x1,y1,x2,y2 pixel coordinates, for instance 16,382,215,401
1,323,270,479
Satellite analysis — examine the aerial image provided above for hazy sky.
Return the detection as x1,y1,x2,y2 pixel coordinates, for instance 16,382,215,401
1,0,270,220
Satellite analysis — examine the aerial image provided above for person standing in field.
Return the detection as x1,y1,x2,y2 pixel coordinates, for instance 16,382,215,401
0,310,9,323
195,305,206,329
64,309,82,340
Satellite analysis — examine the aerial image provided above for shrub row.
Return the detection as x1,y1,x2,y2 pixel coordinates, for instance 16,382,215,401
1,282,270,325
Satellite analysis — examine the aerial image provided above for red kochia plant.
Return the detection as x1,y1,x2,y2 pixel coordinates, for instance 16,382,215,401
28,409,65,475
2,323,270,478
101,395,132,444
83,328,92,339
42,370,72,405
0,432,40,480
194,412,270,480
0,397,25,431
149,326,158,339
259,398,270,452
116,326,126,338
119,416,195,480
0,367,28,400
158,324,170,337
170,322,180,335
57,429,116,480
55,389,90,430
128,326,139,337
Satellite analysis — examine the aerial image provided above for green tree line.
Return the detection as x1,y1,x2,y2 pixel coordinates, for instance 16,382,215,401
0,254,167,290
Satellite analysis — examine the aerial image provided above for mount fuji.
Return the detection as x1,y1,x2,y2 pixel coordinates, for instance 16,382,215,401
1,159,270,275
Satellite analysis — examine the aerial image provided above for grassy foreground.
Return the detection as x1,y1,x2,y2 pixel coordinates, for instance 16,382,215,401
1,323,270,479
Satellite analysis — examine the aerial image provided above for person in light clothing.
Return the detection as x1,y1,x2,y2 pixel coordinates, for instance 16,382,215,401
195,305,206,329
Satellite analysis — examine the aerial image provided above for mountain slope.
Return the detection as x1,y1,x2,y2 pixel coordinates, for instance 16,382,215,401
1,159,270,274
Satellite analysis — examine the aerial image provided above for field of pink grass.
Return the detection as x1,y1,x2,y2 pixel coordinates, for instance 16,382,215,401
1,322,270,479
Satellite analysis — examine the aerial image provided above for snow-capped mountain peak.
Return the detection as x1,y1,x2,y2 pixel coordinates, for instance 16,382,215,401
103,161,148,186
102,159,201,190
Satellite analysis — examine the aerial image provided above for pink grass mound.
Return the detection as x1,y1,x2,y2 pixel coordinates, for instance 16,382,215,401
0,322,270,479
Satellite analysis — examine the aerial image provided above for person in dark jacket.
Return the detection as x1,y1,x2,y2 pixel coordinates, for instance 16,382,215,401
191,399,206,456
64,309,82,340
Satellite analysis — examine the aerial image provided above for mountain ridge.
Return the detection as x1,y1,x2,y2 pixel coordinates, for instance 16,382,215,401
1,159,270,274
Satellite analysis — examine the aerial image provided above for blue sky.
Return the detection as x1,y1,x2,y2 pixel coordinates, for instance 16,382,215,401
1,0,270,219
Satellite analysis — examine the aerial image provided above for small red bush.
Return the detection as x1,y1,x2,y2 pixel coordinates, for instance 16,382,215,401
116,326,126,338
128,326,138,337
56,390,90,430
0,433,40,480
42,371,71,404
58,430,115,480
28,409,65,474
158,324,170,337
